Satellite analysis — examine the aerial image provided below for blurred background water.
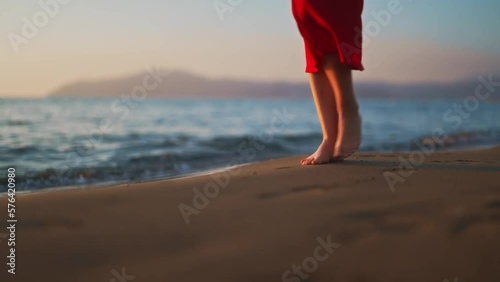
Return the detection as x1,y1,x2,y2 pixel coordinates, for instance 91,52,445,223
1,97,499,192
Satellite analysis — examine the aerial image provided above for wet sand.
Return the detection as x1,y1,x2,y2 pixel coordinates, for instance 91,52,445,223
1,147,500,282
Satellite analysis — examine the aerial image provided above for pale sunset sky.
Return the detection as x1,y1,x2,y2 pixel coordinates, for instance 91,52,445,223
1,0,500,98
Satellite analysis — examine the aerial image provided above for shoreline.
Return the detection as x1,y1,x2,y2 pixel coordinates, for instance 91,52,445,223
1,147,500,281
7,143,500,195
8,163,251,196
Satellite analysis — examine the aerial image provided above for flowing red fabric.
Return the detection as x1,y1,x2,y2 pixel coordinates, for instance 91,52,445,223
292,0,364,72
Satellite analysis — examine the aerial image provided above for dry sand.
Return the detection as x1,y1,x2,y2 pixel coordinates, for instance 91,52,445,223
1,147,500,282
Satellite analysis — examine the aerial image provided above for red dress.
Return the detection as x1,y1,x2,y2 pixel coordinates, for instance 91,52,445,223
292,0,364,72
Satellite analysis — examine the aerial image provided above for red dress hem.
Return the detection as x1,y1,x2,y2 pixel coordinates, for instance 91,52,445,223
292,0,365,73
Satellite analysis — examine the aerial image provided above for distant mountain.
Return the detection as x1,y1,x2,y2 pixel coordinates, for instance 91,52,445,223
48,69,500,100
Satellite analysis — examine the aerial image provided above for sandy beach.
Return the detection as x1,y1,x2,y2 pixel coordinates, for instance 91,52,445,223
1,147,500,282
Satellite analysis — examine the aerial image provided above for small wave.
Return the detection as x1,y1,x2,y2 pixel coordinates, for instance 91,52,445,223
3,120,32,126
361,130,500,152
411,130,500,151
6,145,38,154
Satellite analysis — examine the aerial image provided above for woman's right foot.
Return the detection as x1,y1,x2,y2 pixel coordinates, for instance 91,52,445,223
333,113,362,160
301,140,335,165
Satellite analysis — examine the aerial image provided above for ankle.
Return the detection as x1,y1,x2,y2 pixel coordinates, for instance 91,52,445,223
321,137,336,144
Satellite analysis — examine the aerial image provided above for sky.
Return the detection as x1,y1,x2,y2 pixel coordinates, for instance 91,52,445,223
1,0,500,98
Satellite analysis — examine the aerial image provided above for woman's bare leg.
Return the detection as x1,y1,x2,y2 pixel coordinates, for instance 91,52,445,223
323,54,362,159
301,70,339,165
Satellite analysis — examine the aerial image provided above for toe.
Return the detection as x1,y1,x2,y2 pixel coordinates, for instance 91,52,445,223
303,157,315,165
305,158,314,165
312,156,330,165
311,158,321,165
301,157,310,165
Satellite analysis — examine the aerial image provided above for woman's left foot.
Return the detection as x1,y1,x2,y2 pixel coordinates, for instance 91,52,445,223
333,113,362,160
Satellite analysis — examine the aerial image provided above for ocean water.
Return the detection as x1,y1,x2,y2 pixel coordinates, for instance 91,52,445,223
1,97,499,192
